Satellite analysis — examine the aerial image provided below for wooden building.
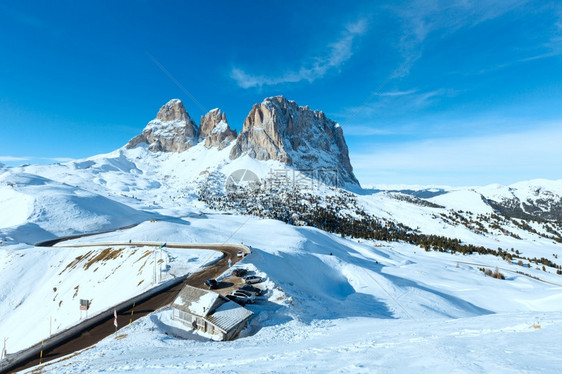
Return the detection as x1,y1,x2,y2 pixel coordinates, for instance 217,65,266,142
171,285,253,341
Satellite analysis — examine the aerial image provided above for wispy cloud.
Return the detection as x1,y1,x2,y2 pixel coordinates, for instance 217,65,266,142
350,123,562,186
230,18,367,88
394,0,530,74
376,89,418,97
340,88,457,120
342,125,405,137
0,156,30,162
519,10,562,62
0,156,74,164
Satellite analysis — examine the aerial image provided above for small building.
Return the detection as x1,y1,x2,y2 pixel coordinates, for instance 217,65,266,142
171,285,253,341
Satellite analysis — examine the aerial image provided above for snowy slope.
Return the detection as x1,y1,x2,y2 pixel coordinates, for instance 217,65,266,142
0,169,150,244
478,179,562,202
8,213,562,373
16,213,562,324
32,310,562,373
22,143,291,215
358,182,562,268
428,189,493,214
17,139,562,226
1,142,562,372
4,147,562,284
0,239,221,352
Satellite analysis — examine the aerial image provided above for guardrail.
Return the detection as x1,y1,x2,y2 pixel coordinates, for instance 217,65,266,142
0,272,191,374
53,241,251,254
0,241,249,373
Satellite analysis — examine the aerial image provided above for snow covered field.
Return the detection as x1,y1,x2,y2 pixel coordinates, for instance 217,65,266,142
1,148,562,373
4,213,560,373
33,310,562,373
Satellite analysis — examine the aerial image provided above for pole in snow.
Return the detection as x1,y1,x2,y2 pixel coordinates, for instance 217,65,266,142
130,302,135,325
39,340,44,364
1,338,7,360
114,309,118,333
153,248,157,285
157,243,166,283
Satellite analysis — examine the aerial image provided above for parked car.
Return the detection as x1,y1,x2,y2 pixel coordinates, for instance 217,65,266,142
232,268,248,277
231,290,256,304
225,294,249,305
204,279,218,289
238,285,265,296
237,250,244,257
232,289,252,297
231,290,255,303
243,275,263,284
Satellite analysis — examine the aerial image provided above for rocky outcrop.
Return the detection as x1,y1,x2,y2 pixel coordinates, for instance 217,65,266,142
126,96,360,188
126,99,199,152
200,109,237,150
230,96,359,187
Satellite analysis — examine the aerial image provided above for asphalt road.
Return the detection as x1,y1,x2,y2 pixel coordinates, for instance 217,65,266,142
5,242,245,373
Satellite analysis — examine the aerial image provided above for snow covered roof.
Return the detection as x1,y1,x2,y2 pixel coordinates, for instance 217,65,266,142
172,285,224,317
172,285,253,333
206,300,254,334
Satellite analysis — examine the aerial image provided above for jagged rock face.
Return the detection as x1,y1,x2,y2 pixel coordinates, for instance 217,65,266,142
126,99,199,152
126,97,360,188
230,96,359,187
200,109,237,150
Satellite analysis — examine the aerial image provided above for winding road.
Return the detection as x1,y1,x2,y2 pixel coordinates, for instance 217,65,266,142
1,238,248,374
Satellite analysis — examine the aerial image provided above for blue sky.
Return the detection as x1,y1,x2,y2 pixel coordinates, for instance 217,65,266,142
1,0,561,186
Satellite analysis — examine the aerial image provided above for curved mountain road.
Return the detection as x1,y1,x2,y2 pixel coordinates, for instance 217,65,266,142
2,240,249,373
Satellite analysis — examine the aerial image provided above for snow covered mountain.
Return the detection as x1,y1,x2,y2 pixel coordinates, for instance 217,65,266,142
1,97,562,372
368,181,562,222
125,96,359,188
230,96,359,187
478,180,562,220
200,108,237,150
2,96,561,250
126,99,201,152
3,96,561,247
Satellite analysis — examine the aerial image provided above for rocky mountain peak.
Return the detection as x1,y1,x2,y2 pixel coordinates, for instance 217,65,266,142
126,99,199,152
156,98,189,122
200,109,237,150
200,108,226,133
125,97,360,188
230,96,359,187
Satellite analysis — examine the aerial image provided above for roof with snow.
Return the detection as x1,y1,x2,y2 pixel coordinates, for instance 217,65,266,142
172,285,224,317
207,299,254,333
